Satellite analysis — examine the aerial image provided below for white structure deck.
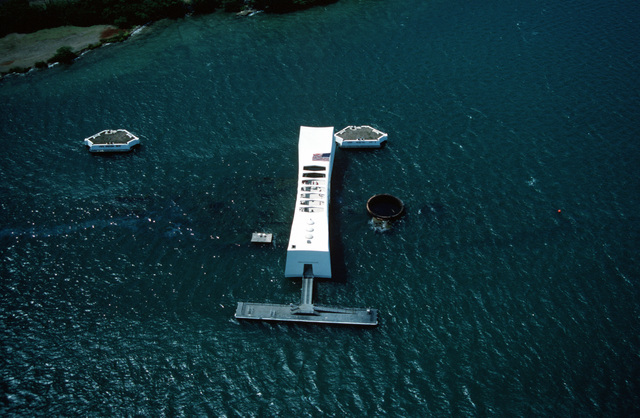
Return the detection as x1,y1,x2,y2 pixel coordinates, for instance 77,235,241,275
284,126,335,279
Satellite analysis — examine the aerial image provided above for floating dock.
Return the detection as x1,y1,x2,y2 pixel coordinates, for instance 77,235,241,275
235,126,378,326
251,232,273,244
84,129,140,153
334,125,388,148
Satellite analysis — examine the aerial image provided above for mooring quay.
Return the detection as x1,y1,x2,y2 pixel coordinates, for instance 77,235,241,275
235,302,378,325
235,126,378,326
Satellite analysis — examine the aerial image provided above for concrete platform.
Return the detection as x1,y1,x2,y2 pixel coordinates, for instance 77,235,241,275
235,302,378,326
83,129,140,153
251,232,273,244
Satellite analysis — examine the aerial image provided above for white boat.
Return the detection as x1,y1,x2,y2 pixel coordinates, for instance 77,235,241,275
84,129,140,153
334,125,388,148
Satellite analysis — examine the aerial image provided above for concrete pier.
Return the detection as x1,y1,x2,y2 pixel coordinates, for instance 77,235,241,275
235,302,378,326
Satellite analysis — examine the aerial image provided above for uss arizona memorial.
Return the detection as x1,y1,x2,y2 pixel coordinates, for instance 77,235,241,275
235,126,379,326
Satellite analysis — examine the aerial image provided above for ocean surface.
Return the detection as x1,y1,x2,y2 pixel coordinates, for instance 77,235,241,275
1,0,639,415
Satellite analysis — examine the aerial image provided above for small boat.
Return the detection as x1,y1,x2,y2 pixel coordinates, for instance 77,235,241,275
84,129,140,153
334,125,387,148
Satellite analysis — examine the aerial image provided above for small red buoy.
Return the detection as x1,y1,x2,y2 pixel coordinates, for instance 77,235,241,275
557,209,562,213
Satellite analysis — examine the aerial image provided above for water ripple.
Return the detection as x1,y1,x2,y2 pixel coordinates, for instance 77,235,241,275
2,0,640,415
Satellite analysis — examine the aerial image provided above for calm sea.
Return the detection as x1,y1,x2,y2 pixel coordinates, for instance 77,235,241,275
1,0,639,415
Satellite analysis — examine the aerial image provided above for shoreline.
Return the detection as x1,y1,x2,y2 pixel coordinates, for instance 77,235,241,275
0,0,341,78
0,25,129,76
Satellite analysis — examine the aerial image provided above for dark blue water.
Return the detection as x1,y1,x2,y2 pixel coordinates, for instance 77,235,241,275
2,0,639,415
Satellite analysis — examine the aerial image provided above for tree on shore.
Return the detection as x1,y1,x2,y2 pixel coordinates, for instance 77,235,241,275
0,0,189,37
47,46,78,64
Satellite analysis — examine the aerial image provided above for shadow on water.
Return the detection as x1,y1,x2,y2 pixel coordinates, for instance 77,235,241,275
84,144,143,157
329,149,349,284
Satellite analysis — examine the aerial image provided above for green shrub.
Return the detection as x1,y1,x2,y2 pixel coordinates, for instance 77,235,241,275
222,0,244,12
192,0,222,14
48,46,77,64
113,16,129,29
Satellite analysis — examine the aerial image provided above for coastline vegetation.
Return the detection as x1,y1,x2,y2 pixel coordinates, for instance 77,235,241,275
0,0,337,76
0,0,338,38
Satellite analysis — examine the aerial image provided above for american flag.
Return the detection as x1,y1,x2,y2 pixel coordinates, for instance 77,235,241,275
312,153,331,161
